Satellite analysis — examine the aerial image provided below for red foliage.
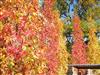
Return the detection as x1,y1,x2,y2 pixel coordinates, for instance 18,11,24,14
0,0,68,74
39,25,59,75
72,16,87,64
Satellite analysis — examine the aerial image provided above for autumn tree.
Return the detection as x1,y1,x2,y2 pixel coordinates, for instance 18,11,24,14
0,0,68,75
87,17,100,75
72,16,87,64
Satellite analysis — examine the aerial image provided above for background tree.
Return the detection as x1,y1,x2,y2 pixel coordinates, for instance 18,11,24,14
87,17,100,75
78,0,100,20
72,16,87,64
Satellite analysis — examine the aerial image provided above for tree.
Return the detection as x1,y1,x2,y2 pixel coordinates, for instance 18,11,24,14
0,0,68,75
56,0,68,16
87,17,100,75
77,0,99,20
87,17,100,64
41,0,68,75
72,16,87,64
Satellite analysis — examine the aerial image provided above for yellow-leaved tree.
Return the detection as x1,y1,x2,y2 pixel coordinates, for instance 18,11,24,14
87,17,100,75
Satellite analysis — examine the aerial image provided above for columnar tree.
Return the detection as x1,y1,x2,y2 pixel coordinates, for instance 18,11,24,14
41,0,68,75
87,17,100,64
72,16,87,64
0,0,68,75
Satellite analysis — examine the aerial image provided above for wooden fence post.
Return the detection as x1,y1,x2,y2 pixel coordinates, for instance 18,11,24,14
72,67,78,75
87,69,94,75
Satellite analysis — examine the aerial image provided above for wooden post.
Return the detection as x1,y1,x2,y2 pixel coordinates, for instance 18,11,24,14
87,69,94,75
72,67,78,75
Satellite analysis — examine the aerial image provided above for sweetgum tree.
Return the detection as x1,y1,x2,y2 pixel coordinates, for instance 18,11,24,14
87,17,100,75
0,0,68,75
41,0,68,75
72,16,87,64
87,17,100,64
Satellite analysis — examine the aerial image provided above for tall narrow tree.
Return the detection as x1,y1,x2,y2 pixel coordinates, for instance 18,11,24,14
72,16,87,64
87,17,100,75
40,0,68,75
